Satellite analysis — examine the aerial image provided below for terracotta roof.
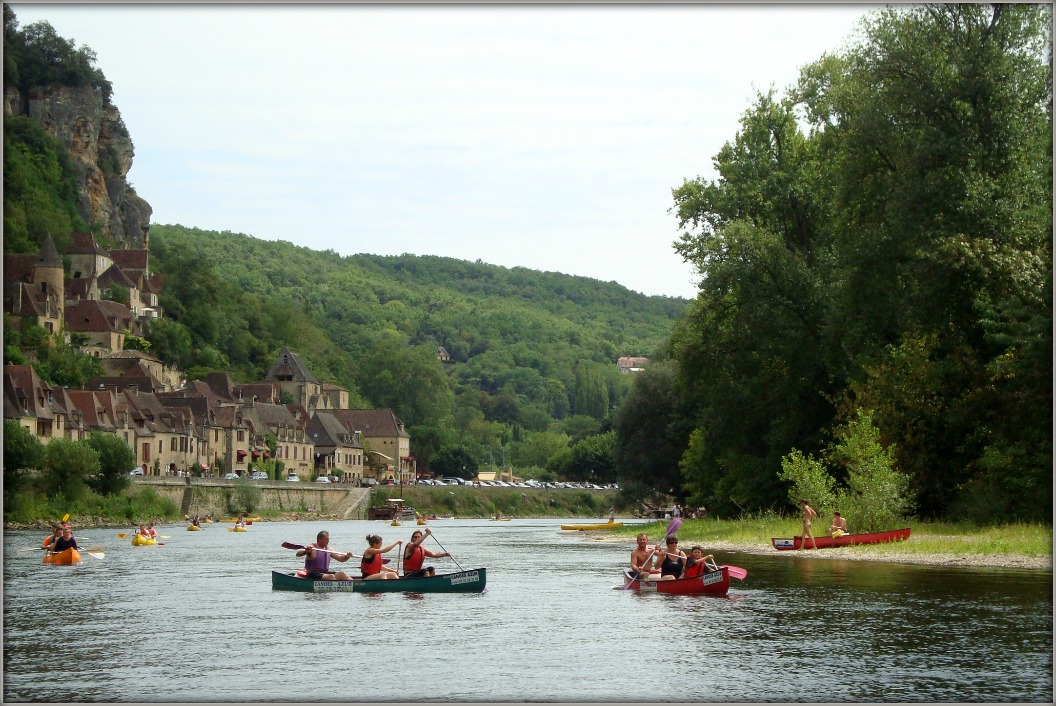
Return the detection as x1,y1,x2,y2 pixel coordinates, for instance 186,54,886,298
68,231,108,256
108,248,149,270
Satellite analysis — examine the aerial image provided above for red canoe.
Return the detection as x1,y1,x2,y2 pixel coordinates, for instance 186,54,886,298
621,566,731,596
771,527,911,550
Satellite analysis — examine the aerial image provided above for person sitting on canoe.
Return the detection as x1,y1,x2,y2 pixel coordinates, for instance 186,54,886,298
682,546,718,578
295,530,354,581
360,534,401,580
191,516,201,527
146,523,158,539
657,536,687,580
629,533,661,580
403,528,450,578
42,525,63,549
137,524,150,538
829,511,847,538
46,527,79,557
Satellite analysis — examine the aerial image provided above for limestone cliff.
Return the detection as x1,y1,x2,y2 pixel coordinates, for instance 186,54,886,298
4,84,152,248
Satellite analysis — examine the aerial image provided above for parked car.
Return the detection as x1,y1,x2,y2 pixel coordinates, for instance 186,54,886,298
222,473,240,480
314,476,331,483
129,468,144,476
285,474,300,482
250,471,268,481
442,477,466,486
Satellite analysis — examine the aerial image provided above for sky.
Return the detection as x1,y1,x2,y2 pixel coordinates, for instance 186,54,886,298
9,3,879,299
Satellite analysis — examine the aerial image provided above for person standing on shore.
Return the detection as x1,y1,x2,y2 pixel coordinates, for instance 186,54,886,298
799,499,818,549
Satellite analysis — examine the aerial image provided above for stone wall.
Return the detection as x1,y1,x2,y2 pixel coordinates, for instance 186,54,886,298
134,479,372,519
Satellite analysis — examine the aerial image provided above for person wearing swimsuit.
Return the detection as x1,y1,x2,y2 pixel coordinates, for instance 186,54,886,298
800,499,818,549
657,536,686,581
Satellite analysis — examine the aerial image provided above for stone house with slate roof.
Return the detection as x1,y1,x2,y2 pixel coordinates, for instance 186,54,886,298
264,346,322,410
325,408,415,483
307,411,365,483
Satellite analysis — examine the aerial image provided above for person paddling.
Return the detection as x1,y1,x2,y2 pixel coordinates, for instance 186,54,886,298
361,534,401,580
296,530,354,580
402,528,449,578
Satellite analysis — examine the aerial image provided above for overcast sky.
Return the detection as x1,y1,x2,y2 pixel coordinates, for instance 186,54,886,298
10,3,878,299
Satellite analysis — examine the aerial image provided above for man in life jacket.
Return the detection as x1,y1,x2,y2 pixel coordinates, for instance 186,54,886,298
402,528,450,578
296,530,354,580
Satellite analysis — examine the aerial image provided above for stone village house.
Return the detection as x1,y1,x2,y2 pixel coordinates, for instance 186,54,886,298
3,234,412,483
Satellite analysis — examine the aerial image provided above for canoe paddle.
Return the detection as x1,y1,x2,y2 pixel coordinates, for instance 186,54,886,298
82,546,105,559
280,542,387,562
428,533,464,572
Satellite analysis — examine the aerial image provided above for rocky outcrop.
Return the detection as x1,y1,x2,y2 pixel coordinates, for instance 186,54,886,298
3,84,152,248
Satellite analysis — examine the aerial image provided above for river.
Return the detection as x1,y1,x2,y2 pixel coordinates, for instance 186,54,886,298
4,518,1051,702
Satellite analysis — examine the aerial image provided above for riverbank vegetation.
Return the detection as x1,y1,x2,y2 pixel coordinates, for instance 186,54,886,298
612,517,1052,568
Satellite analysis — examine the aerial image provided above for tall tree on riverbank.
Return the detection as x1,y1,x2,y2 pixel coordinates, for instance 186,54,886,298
658,4,1051,521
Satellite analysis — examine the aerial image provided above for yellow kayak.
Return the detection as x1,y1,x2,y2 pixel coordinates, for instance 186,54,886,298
187,524,201,531
490,517,512,522
228,526,247,532
43,548,81,565
560,521,624,531
131,534,157,546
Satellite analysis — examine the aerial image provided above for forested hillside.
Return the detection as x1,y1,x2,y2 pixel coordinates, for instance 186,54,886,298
146,223,686,476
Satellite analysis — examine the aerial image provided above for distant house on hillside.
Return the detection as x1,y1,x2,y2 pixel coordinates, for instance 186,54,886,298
617,356,649,374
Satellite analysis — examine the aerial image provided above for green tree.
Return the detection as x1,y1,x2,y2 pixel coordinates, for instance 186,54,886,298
42,438,99,503
84,432,134,496
429,445,478,480
3,419,44,494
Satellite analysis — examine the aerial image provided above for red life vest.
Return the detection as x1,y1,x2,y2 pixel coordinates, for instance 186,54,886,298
360,552,385,577
683,560,706,578
403,545,425,573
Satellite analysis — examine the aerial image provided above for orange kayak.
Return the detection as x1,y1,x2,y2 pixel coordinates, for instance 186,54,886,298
43,548,81,565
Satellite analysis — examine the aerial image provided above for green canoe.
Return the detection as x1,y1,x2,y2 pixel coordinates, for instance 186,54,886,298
271,568,487,593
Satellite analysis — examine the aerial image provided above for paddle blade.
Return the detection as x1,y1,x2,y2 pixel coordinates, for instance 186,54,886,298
84,546,105,559
723,565,748,580
281,542,306,550
116,533,128,538
666,517,683,537
62,513,70,523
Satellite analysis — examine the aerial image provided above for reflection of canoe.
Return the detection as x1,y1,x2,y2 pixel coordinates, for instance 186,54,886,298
43,548,81,565
187,524,201,531
131,534,157,546
561,521,623,531
771,527,911,550
621,567,730,596
228,526,247,533
271,568,487,593
490,518,511,522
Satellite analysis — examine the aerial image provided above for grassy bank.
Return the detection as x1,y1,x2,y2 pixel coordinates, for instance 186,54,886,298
609,517,1053,569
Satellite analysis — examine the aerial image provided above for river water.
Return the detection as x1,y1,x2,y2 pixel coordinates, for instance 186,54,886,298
3,518,1051,703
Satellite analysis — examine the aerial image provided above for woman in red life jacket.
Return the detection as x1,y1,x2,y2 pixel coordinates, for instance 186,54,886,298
296,530,354,580
682,546,718,578
146,523,158,539
137,524,150,537
402,528,450,578
360,534,401,580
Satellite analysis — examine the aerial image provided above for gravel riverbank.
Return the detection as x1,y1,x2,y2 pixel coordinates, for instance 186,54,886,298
584,534,1053,571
